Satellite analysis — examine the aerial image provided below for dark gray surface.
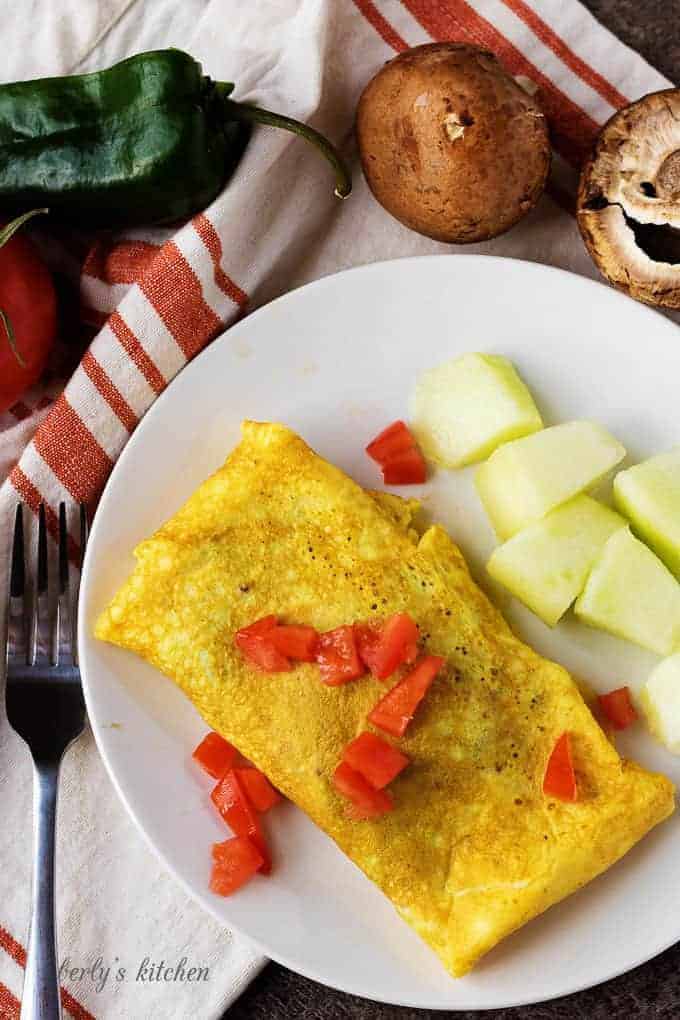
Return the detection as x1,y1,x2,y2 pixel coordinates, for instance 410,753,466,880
585,0,680,84
225,3,680,1017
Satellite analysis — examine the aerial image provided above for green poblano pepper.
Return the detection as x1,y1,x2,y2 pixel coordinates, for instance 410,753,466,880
0,49,351,228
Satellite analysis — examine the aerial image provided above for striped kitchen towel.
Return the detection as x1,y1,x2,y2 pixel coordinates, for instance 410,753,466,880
0,1,673,1017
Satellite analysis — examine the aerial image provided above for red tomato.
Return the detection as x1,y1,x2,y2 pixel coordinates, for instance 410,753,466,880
354,623,381,674
366,613,419,681
211,769,271,872
234,616,290,672
235,635,290,672
210,835,263,896
366,420,415,465
368,655,444,737
381,448,427,485
237,615,278,636
366,421,427,485
342,731,409,790
316,625,365,686
598,687,638,730
192,732,238,779
268,624,319,662
0,210,57,413
236,767,282,812
543,732,577,802
332,761,393,819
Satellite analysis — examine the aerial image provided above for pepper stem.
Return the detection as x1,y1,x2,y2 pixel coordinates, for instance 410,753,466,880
0,207,49,250
220,95,351,199
0,208,48,368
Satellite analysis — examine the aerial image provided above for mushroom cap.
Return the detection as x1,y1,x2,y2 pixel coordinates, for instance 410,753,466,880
356,43,551,244
578,89,680,308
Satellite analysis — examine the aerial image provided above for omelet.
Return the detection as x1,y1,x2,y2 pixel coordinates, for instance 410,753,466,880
96,422,674,977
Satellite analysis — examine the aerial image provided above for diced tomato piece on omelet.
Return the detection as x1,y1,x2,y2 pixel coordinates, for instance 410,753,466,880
543,732,577,802
268,624,319,661
343,732,409,790
369,655,444,737
316,626,365,686
333,761,393,819
359,613,418,680
235,616,289,672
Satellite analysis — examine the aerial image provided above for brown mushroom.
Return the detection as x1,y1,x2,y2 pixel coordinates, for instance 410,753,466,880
578,90,680,308
356,43,550,244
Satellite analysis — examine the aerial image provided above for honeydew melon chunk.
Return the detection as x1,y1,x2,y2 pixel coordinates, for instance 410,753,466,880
642,653,680,753
574,527,680,655
487,495,626,627
475,421,626,539
411,353,543,469
613,448,680,580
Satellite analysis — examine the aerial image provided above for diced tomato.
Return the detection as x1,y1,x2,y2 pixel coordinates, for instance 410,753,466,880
403,639,419,665
543,732,577,802
235,616,290,673
268,625,319,662
354,623,381,674
598,686,638,730
343,731,409,790
332,761,393,819
366,421,427,485
366,420,415,466
211,769,271,873
368,613,420,681
192,732,238,779
210,835,263,896
237,767,282,812
381,447,427,485
236,615,278,637
316,625,365,686
368,655,444,737
235,634,290,672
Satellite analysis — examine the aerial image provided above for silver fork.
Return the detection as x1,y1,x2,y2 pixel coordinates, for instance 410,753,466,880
4,503,88,1020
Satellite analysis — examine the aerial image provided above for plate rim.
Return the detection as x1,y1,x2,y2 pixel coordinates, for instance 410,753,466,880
78,253,680,1010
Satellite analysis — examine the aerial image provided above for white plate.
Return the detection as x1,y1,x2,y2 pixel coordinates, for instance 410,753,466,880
80,256,680,1010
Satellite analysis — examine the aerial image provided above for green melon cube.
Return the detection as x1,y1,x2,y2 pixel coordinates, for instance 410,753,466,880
411,353,543,469
613,448,680,580
475,421,626,539
487,495,625,627
642,653,680,753
574,527,680,655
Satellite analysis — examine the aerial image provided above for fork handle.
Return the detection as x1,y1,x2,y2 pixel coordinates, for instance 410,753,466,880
21,762,62,1020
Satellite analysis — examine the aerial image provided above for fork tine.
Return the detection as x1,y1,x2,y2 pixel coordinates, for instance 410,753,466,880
6,505,25,664
37,504,48,594
26,505,47,665
52,503,69,666
58,503,69,594
9,504,25,598
72,503,89,666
